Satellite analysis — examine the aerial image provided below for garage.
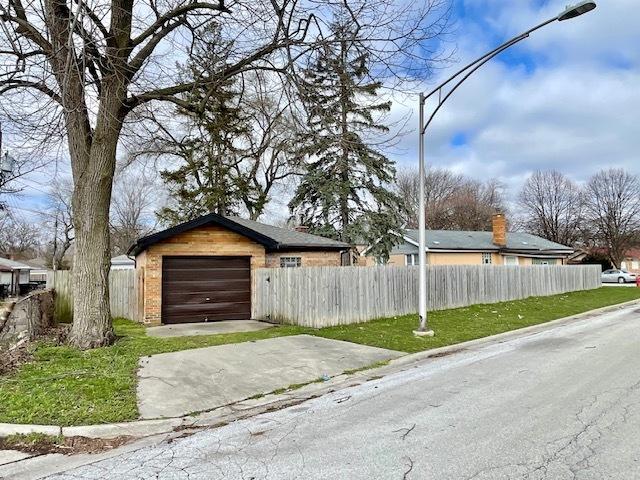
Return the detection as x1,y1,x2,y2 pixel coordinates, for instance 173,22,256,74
161,256,251,324
128,213,349,326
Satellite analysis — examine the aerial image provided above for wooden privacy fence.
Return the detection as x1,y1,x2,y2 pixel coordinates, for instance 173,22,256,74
47,269,138,321
252,265,602,328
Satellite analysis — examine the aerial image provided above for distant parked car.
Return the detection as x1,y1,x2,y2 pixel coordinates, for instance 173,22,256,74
601,269,637,284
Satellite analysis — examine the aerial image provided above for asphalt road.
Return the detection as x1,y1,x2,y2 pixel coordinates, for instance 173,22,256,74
45,303,640,480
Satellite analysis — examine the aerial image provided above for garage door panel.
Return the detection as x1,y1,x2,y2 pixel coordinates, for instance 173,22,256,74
163,256,249,269
163,278,251,287
163,269,251,282
163,301,250,315
162,279,251,292
161,256,251,324
163,289,251,305
161,311,250,323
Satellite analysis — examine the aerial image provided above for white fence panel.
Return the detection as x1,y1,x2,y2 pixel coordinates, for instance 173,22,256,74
252,265,601,328
47,269,138,321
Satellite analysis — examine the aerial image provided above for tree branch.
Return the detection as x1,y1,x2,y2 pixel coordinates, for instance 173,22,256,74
0,79,62,104
131,1,230,48
2,0,53,53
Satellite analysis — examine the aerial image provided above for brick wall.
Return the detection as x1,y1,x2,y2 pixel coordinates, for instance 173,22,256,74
265,251,342,268
136,225,343,326
137,225,266,325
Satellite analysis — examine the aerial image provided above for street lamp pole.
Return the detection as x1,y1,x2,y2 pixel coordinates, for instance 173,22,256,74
413,1,597,335
416,91,429,335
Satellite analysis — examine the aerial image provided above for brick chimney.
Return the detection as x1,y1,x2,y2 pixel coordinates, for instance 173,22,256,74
492,213,507,247
294,225,310,234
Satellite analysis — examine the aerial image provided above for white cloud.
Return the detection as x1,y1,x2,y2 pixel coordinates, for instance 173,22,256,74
7,0,639,219
393,0,640,202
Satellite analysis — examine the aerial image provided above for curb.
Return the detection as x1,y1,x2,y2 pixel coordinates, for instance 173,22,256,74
1,298,639,441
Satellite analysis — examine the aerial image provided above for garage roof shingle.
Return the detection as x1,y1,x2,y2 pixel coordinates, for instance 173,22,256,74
127,213,349,256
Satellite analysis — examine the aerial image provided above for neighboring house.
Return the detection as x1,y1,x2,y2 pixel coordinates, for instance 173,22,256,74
359,214,574,266
111,255,135,270
21,258,52,284
621,249,640,273
567,249,589,265
568,247,639,272
127,213,350,326
0,257,32,296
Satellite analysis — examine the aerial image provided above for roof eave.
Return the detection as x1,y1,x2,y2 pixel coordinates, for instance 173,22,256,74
501,249,574,256
268,243,350,252
127,213,281,256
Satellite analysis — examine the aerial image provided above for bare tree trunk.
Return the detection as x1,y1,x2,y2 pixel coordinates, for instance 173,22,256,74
68,140,118,347
69,171,115,348
67,92,123,348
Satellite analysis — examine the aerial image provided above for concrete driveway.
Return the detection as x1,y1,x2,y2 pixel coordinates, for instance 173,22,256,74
44,302,640,480
145,320,273,338
137,335,403,418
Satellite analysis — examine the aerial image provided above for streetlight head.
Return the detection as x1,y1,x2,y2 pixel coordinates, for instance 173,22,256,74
0,153,15,175
557,1,596,21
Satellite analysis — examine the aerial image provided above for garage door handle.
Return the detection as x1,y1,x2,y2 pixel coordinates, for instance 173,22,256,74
205,297,210,301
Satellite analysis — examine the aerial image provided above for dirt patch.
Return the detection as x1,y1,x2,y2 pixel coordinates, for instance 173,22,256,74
0,340,32,375
0,434,134,455
0,324,68,375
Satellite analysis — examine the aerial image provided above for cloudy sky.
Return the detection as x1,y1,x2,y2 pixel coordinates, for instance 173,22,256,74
392,0,639,194
5,0,639,222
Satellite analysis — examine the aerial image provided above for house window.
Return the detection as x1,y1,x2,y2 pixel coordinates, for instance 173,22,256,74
533,258,557,266
482,253,492,265
405,254,419,266
504,256,518,266
280,257,302,268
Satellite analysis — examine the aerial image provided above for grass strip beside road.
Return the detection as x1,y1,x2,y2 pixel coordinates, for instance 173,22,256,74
0,287,638,426
312,287,640,353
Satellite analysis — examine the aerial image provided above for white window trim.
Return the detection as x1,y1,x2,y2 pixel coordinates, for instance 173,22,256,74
482,253,492,265
504,255,518,266
405,253,419,266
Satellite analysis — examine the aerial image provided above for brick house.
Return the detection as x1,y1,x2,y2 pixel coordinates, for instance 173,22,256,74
358,214,574,267
621,249,640,273
127,213,349,326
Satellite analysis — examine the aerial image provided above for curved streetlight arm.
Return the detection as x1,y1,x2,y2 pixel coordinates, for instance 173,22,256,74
420,16,558,134
414,1,596,335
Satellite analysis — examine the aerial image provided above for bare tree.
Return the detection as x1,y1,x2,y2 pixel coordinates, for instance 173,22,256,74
110,175,157,254
234,76,303,220
441,178,505,231
395,167,463,228
518,170,584,246
584,168,640,268
1,0,451,348
0,215,41,258
42,177,75,269
395,167,505,231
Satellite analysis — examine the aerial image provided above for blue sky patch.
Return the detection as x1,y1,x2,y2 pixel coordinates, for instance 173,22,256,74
450,131,469,147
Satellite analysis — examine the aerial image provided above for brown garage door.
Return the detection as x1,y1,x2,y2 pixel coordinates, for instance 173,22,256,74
161,256,251,324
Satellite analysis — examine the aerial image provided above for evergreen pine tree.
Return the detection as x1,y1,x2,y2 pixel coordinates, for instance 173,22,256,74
157,26,249,226
289,21,403,257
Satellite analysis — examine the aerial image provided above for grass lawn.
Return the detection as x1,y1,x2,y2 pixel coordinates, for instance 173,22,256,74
0,287,638,426
313,287,640,353
0,322,310,426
